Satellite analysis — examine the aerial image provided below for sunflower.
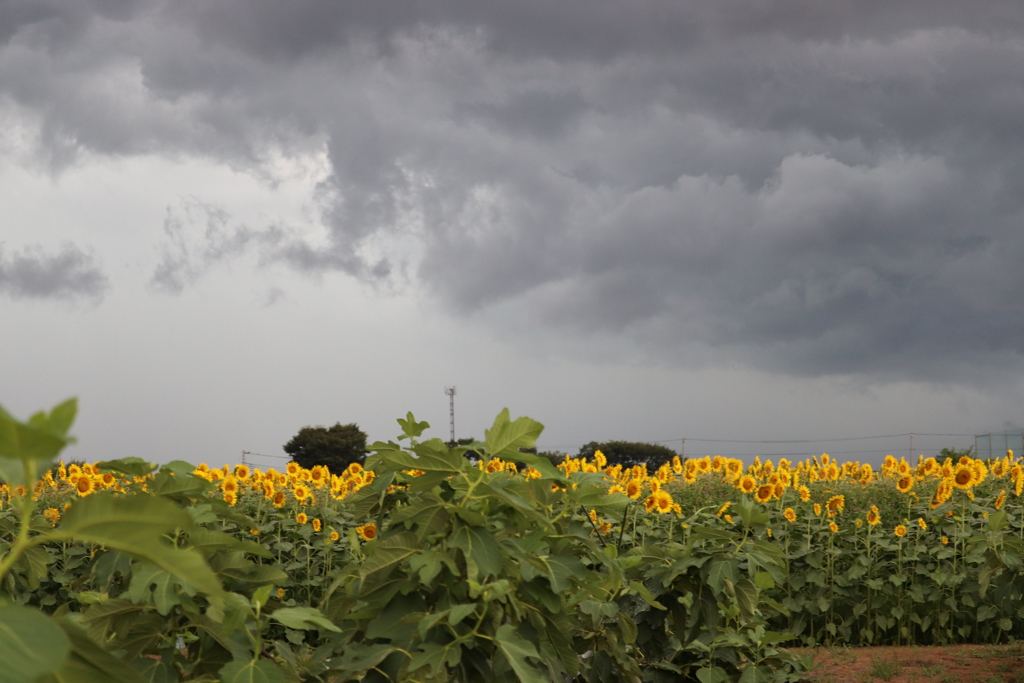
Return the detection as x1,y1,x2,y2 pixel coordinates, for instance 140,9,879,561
625,479,644,499
717,501,732,517
829,521,839,533
941,536,949,545
738,475,757,495
755,484,774,504
826,495,845,514
356,523,377,541
783,508,797,523
894,524,907,538
608,484,625,496
953,464,976,489
234,464,251,480
75,475,95,497
222,478,239,494
223,491,237,506
813,503,822,516
995,490,1007,510
272,491,286,508
249,528,260,536
293,484,311,502
866,509,881,526
312,518,322,532
643,494,657,512
896,477,914,493
653,490,675,514
917,517,927,530
286,462,300,477
296,512,308,525
330,530,340,541
798,485,811,502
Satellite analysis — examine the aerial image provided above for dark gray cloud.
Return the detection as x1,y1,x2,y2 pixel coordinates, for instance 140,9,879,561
4,0,1024,381
0,242,108,300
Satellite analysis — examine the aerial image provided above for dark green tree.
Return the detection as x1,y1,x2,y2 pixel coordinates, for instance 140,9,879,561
577,440,678,470
283,423,368,474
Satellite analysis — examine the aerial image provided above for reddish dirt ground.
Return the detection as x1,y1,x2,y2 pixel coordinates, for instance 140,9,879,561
797,644,1024,683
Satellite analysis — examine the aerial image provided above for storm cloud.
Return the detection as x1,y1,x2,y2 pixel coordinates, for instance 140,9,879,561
0,242,108,300
3,0,1024,382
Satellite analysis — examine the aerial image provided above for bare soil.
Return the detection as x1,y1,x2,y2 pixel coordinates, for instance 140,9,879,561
797,644,1024,683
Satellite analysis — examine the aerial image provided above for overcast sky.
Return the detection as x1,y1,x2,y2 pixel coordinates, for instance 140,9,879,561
3,0,1023,468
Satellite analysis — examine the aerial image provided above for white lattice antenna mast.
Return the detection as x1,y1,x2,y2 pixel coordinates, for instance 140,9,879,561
444,386,457,443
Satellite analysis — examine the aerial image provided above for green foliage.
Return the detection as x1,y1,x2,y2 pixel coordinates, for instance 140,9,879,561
283,422,368,474
578,440,679,470
0,399,812,683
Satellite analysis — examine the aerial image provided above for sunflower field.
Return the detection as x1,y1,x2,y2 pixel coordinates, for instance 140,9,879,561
1,398,1022,682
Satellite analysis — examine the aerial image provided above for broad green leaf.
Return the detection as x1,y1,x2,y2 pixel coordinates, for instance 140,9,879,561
988,509,1008,532
0,400,74,462
705,558,738,595
494,623,547,683
188,528,272,558
43,618,144,683
95,457,158,478
617,612,638,644
484,409,544,458
449,603,477,626
407,643,456,677
56,493,225,601
389,495,451,539
0,605,70,683
397,412,430,440
59,492,192,540
451,524,503,579
697,666,729,683
358,531,421,586
528,554,586,593
271,606,341,632
219,658,286,683
324,644,396,678
372,444,464,475
127,564,195,615
628,580,667,610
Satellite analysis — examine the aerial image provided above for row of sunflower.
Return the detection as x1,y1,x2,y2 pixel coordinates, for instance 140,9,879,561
4,445,1023,649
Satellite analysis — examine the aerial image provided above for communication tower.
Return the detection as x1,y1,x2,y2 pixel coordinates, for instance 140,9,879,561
444,386,457,443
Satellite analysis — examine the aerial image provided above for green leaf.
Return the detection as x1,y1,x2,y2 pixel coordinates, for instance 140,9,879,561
94,457,157,478
0,605,70,683
494,623,547,683
397,412,430,441
218,658,286,683
988,509,1009,532
0,399,75,462
617,612,638,645
697,666,730,683
56,493,226,602
358,531,421,586
127,563,194,615
271,607,341,632
451,524,504,579
449,603,477,626
47,618,144,683
629,581,667,610
705,558,738,595
484,409,544,459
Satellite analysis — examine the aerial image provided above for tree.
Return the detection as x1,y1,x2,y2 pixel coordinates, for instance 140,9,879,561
577,440,678,470
283,423,368,474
